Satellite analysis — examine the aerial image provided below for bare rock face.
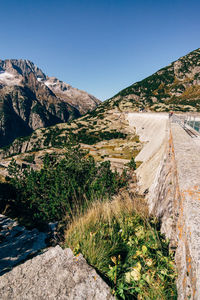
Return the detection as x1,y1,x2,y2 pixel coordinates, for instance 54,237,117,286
0,245,114,300
0,59,100,148
44,76,100,115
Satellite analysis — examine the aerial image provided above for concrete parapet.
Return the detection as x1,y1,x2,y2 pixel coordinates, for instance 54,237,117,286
149,123,200,299
171,123,200,300
127,113,200,298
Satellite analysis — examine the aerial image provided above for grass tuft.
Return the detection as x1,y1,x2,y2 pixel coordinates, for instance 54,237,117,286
65,196,177,299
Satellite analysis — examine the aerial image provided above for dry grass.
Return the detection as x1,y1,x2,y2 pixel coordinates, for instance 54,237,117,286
0,174,6,183
65,192,148,242
85,136,142,166
179,85,200,99
64,192,177,299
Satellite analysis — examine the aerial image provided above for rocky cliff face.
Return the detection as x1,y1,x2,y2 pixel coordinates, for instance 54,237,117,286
108,48,200,112
44,76,100,115
0,59,100,147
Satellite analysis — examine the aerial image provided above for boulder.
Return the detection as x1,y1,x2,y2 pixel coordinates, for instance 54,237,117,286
0,245,114,300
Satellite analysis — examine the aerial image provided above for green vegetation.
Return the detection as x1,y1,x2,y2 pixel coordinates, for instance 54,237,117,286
107,49,200,112
126,157,136,170
42,126,128,148
74,129,127,145
32,103,46,116
23,154,35,164
65,198,177,299
43,126,66,146
113,65,175,101
4,138,177,298
6,144,127,226
0,182,16,212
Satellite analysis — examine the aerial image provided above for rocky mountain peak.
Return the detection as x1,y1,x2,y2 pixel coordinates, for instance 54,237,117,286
0,59,46,80
0,59,100,147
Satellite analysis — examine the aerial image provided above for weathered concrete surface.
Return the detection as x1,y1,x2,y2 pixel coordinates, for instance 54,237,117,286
127,112,169,198
0,245,114,300
0,215,47,275
149,131,179,246
143,122,200,299
126,113,177,238
171,123,200,300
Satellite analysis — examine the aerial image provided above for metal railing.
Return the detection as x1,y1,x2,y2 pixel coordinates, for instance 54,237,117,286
171,114,200,138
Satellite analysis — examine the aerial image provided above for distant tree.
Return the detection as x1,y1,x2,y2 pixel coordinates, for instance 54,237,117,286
126,157,136,170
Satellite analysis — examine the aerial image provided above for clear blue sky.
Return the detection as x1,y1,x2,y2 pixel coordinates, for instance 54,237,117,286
1,0,200,100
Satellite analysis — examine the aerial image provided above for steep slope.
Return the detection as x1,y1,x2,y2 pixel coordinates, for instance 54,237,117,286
107,48,200,112
2,48,200,166
0,59,100,147
0,103,142,178
44,77,100,114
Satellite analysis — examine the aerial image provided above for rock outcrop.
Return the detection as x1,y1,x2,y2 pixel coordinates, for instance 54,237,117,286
44,76,100,115
0,59,100,147
0,245,114,300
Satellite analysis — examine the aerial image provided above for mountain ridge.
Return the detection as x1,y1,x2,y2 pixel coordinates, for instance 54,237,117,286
0,59,100,147
106,48,200,112
1,48,200,160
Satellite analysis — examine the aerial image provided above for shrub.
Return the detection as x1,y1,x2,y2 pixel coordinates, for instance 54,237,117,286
0,182,16,212
126,157,136,170
7,144,128,226
23,154,35,164
74,129,127,145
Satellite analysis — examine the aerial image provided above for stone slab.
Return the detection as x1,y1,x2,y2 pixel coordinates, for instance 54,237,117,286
0,245,114,300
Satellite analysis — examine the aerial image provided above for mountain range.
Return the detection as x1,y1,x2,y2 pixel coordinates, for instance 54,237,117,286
0,59,100,147
1,48,200,157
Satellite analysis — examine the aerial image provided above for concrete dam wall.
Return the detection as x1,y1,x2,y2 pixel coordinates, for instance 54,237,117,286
127,113,200,299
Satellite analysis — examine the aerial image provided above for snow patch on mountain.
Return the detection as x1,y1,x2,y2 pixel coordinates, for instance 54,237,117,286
0,71,21,86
